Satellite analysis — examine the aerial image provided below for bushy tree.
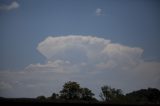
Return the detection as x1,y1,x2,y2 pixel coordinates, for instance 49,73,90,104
59,81,96,101
50,93,59,100
60,81,81,100
126,88,160,104
99,85,123,102
81,88,95,101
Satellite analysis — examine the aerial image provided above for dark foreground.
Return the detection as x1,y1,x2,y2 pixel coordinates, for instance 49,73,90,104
0,98,159,106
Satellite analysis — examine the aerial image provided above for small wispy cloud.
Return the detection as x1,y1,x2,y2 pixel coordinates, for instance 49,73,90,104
95,8,103,16
0,1,19,11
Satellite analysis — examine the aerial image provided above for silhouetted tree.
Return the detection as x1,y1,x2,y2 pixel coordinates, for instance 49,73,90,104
126,88,160,104
99,85,123,102
60,81,81,100
50,93,59,100
81,87,95,101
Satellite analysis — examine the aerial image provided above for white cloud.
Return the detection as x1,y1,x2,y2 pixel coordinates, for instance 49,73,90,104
25,60,78,74
37,35,143,71
0,35,160,98
95,8,103,16
0,1,19,11
37,35,110,59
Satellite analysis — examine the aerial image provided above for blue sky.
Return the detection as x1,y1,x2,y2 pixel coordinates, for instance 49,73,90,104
0,0,160,98
0,0,160,70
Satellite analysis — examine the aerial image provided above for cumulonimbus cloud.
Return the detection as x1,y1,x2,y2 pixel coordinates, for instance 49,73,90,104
37,35,143,70
0,35,159,98
0,1,19,11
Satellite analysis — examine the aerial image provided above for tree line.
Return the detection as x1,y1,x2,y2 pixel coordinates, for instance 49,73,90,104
36,81,160,104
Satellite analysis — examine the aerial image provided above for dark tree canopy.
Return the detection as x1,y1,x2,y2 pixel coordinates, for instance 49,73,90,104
59,81,95,101
99,85,123,102
126,88,160,104
50,93,59,100
60,81,82,100
81,87,95,101
5,81,160,104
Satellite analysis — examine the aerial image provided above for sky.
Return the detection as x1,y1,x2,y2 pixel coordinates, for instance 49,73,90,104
0,0,160,99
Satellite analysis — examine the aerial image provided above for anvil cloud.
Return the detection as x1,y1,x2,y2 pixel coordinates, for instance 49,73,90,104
0,35,159,98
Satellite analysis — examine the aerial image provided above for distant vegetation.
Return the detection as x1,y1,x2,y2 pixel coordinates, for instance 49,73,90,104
0,81,160,104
